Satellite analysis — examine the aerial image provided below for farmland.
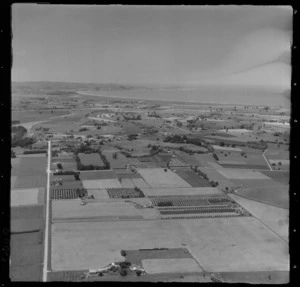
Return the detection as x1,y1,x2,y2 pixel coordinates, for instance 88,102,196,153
11,81,290,283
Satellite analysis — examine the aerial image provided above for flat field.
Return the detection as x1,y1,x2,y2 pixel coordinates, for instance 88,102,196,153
11,188,40,206
229,194,289,242
235,185,289,209
82,179,122,189
137,168,191,188
11,157,47,177
260,171,289,185
51,217,289,272
142,258,202,274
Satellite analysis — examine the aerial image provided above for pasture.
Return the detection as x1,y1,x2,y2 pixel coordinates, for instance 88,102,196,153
51,217,289,272
137,168,191,188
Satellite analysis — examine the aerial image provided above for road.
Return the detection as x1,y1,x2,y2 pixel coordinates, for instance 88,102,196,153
262,149,273,171
43,141,51,282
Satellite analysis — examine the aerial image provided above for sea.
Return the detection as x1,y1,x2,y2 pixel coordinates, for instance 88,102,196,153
79,86,290,108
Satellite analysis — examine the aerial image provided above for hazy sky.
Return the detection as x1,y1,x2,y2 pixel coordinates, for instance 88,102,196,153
12,5,292,89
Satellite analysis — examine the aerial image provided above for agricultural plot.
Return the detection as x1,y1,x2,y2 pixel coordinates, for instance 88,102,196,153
175,151,201,166
212,145,242,152
102,152,141,169
142,187,223,197
11,188,40,206
51,189,86,200
236,185,289,209
51,217,289,272
260,171,289,185
107,188,145,198
79,170,117,180
151,195,234,207
60,160,77,171
87,189,110,200
82,179,122,189
131,178,150,189
197,168,236,190
169,157,188,167
120,178,136,188
78,153,104,166
142,258,202,274
11,157,47,177
229,194,289,242
269,159,290,165
217,169,270,180
174,169,211,187
124,248,193,267
194,154,216,167
12,175,47,189
12,110,70,123
52,200,143,221
137,168,191,188
265,144,289,160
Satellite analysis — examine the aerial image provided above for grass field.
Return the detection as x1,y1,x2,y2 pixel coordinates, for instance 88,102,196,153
137,168,191,188
51,217,289,272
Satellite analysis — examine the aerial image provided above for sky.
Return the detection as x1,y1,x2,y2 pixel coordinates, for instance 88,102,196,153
12,5,292,90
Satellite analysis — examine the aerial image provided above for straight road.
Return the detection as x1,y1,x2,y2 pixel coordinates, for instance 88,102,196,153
43,141,51,282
